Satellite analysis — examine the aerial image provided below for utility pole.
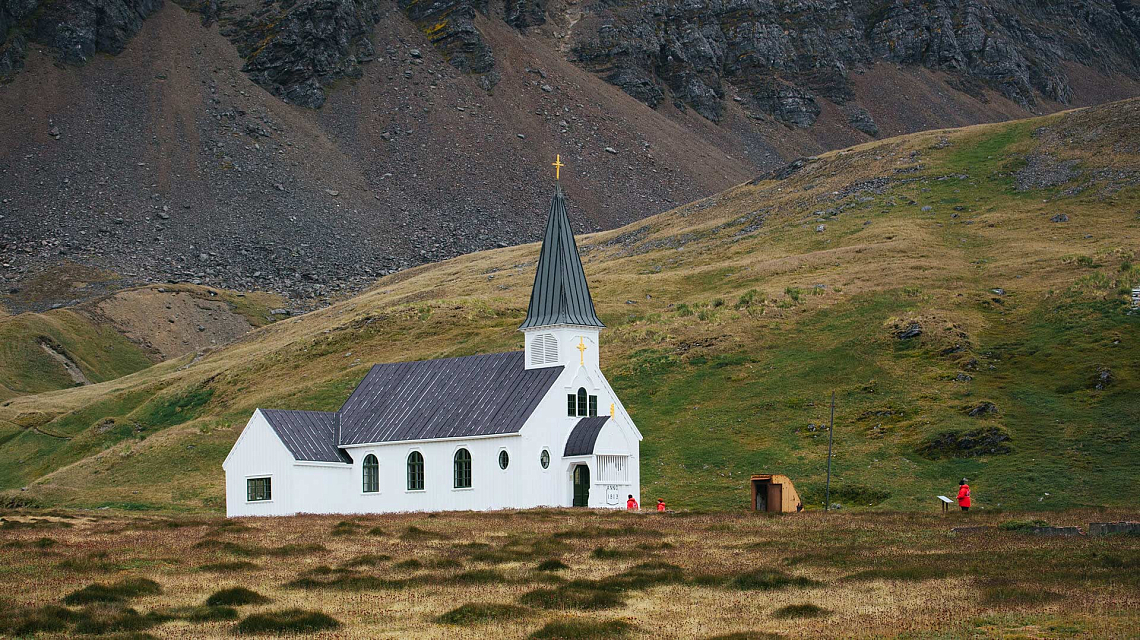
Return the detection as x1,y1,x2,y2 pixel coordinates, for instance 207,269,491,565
824,391,835,511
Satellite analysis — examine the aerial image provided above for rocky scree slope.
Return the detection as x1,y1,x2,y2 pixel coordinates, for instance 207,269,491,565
1,0,1140,313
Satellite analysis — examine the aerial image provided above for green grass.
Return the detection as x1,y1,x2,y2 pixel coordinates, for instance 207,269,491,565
772,603,829,619
529,618,634,639
435,602,533,625
204,587,270,606
519,584,626,610
61,578,162,605
731,569,819,591
0,310,153,397
235,608,341,634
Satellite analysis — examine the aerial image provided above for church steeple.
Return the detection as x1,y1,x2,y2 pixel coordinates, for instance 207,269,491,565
519,183,604,330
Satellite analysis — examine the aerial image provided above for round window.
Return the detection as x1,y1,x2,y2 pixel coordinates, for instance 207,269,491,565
540,449,550,469
498,450,509,470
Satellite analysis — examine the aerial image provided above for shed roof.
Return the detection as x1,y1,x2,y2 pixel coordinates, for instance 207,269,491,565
259,409,352,464
519,185,605,330
338,351,563,445
564,416,609,456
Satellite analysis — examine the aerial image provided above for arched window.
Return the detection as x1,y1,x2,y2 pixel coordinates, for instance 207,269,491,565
407,451,424,491
498,450,509,470
454,448,472,488
577,388,588,416
540,449,550,469
362,454,379,493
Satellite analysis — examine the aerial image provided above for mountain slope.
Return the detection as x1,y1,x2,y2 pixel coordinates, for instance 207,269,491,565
2,0,1139,311
1,98,1138,512
0,283,286,401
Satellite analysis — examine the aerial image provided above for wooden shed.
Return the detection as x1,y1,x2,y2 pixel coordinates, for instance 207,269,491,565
750,474,802,513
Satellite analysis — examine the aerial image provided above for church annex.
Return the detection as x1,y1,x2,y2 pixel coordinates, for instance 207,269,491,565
223,180,642,516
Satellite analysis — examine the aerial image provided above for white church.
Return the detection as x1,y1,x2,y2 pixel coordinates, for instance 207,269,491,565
223,179,642,516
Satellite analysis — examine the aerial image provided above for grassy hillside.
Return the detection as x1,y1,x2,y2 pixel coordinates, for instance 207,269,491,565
0,310,153,400
1,99,1138,512
0,284,286,403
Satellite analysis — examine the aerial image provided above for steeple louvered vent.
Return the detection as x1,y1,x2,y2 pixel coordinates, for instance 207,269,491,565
529,333,559,366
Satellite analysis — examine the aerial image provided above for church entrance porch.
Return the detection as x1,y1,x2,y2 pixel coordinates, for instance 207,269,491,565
572,464,590,507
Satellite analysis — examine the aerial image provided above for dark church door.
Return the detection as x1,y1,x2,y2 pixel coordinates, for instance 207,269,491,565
572,465,590,507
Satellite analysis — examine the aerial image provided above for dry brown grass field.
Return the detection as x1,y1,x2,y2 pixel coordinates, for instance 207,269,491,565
1,509,1139,638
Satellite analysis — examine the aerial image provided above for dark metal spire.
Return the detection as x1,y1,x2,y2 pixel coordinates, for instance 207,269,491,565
519,185,605,330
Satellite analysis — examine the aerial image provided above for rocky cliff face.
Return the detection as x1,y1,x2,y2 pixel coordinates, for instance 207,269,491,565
216,0,383,108
5,0,1139,121
572,0,1140,128
0,0,162,76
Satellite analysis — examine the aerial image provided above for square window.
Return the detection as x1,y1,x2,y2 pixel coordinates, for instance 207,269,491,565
247,477,271,502
589,395,598,417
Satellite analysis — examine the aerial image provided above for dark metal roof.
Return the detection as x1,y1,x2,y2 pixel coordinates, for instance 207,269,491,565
519,185,605,330
259,409,352,464
564,416,609,456
338,351,563,445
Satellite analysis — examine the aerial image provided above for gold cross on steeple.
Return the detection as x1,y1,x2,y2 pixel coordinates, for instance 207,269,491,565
552,154,565,181
577,336,587,365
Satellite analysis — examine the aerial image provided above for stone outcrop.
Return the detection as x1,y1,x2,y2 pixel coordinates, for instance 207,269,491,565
398,0,499,90
218,0,383,108
0,0,162,76
505,0,544,29
571,0,1140,126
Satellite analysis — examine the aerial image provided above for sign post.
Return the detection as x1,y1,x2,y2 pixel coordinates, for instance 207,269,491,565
824,391,834,511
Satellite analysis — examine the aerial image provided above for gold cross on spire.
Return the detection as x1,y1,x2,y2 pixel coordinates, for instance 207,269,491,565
552,154,565,181
577,336,587,366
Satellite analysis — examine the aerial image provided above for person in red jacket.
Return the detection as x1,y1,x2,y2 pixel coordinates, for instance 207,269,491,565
957,478,971,511
626,494,639,510
656,499,666,512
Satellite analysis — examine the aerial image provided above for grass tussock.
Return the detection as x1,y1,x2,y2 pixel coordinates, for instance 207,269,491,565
62,578,162,605
285,571,418,591
608,561,685,590
529,618,634,639
731,569,819,591
519,584,625,610
453,569,507,584
979,580,1063,606
537,558,570,571
205,587,270,606
401,526,450,541
435,602,532,625
772,603,829,619
153,605,239,622
3,536,57,549
590,546,643,560
341,553,391,568
235,608,341,634
998,519,1051,532
193,539,325,557
331,520,365,536
394,558,424,570
197,560,258,572
552,526,662,539
843,566,952,582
